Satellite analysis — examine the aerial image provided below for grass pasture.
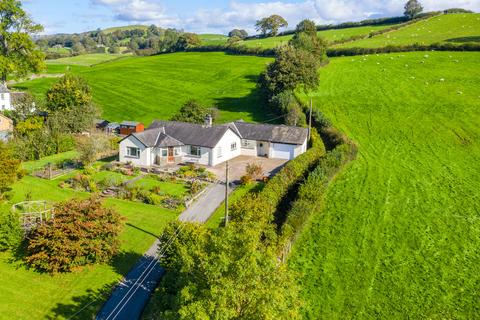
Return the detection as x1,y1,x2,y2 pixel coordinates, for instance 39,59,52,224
289,51,480,318
339,13,480,48
0,174,177,319
200,34,228,45
46,53,127,66
15,52,273,125
242,24,401,49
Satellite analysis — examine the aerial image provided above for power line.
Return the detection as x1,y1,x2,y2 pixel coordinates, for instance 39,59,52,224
104,222,187,320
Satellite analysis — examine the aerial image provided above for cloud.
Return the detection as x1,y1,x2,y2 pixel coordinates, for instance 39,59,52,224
92,0,480,34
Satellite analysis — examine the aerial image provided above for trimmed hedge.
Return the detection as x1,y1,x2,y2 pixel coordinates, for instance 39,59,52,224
278,142,357,260
230,132,326,232
187,44,276,57
327,42,480,57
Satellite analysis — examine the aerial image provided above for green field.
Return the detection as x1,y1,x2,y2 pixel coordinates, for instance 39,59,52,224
199,33,228,45
242,24,400,48
15,52,274,125
339,13,480,48
289,51,480,318
101,25,148,34
46,53,127,66
0,173,177,319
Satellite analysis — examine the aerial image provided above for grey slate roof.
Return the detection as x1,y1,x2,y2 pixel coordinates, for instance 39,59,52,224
148,120,232,148
130,128,185,148
233,121,308,145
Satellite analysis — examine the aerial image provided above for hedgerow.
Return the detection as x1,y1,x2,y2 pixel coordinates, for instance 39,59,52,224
327,42,480,57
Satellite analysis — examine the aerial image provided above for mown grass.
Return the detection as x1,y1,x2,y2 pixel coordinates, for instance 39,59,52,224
14,52,274,125
133,177,189,197
0,173,177,319
289,51,480,318
241,24,400,48
21,150,79,173
46,53,128,66
339,13,480,48
200,33,228,45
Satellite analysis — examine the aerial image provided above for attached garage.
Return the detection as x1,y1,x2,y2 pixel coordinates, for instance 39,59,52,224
271,143,296,160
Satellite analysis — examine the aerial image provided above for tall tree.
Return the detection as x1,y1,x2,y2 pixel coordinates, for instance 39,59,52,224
290,19,327,60
404,0,423,19
262,45,319,95
228,29,248,39
0,142,22,199
255,15,288,37
0,0,45,84
156,222,301,319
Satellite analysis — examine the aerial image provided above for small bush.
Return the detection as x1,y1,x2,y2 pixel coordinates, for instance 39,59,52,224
26,197,123,273
246,163,264,180
145,193,162,205
240,175,253,185
0,209,22,251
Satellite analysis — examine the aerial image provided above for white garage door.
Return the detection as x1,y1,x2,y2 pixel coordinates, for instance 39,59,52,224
272,143,296,160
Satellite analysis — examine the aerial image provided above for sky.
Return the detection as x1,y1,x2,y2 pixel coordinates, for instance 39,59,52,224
22,0,480,35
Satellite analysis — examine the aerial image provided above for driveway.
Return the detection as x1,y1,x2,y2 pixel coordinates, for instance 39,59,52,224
179,183,230,223
208,156,288,182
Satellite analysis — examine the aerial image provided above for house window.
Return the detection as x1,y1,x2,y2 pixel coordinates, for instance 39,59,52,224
190,146,201,157
231,142,237,151
175,148,181,156
241,140,255,149
1,94,3,99
126,147,140,158
217,146,223,158
161,149,168,157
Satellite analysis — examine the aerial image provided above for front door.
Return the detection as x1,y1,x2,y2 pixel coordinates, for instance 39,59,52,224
168,147,174,163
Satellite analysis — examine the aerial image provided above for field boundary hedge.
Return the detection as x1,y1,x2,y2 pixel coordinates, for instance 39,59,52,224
327,42,480,56
278,127,358,261
329,11,442,46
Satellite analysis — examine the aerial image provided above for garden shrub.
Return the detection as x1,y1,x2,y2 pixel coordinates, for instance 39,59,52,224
26,197,123,273
240,174,253,186
246,163,264,180
145,193,162,206
0,209,22,251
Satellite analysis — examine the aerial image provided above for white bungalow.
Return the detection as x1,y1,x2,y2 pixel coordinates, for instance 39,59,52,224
119,116,308,167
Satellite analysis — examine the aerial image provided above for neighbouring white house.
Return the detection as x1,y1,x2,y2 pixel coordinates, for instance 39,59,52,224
0,83,12,112
119,116,308,167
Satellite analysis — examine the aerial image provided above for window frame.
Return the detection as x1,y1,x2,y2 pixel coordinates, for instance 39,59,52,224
126,146,140,158
190,145,201,157
241,139,255,150
231,142,237,151
217,146,223,158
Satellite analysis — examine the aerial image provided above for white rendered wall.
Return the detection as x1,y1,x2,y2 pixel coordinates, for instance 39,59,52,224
0,92,11,111
119,136,150,166
211,129,242,166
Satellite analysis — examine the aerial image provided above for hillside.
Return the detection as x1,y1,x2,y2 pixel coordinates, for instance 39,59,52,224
339,13,480,48
290,51,480,318
242,23,401,48
14,52,274,124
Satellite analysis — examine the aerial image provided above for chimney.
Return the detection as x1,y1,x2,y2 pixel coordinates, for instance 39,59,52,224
204,114,213,128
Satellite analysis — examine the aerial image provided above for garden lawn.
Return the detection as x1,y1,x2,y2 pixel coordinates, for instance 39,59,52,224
242,23,401,48
21,150,79,173
0,175,177,319
339,13,480,48
133,177,189,197
290,51,480,318
14,52,273,125
91,170,131,184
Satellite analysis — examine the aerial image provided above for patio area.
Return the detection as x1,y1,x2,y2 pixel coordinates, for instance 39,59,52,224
208,155,288,182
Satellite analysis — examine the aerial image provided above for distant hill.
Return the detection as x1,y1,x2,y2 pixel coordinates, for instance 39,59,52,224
101,25,148,34
338,13,480,48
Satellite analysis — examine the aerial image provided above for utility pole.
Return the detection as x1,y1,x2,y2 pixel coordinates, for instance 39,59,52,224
308,98,313,141
224,161,229,227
